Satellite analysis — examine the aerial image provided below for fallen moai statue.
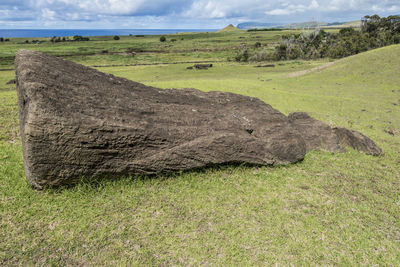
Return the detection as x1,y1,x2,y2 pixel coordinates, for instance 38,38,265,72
15,50,382,189
187,64,213,70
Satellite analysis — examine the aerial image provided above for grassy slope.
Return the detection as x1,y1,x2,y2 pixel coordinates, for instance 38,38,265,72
218,24,241,32
0,41,399,265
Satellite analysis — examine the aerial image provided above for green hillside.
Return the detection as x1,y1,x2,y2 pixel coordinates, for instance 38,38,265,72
342,20,362,27
218,24,241,32
0,35,399,265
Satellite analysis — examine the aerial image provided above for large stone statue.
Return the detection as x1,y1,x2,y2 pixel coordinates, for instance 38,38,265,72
15,50,382,189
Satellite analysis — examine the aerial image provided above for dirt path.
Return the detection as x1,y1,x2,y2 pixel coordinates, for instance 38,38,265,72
287,61,336,78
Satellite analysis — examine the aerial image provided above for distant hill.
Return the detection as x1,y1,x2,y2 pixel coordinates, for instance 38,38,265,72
218,24,241,32
340,20,362,27
237,22,282,30
284,21,328,29
237,20,361,30
322,20,362,29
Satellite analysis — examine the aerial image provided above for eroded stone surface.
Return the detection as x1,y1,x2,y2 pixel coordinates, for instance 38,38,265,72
15,50,382,188
288,112,382,155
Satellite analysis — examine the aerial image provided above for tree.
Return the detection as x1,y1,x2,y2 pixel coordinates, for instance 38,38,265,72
275,44,287,60
339,27,356,36
73,35,89,41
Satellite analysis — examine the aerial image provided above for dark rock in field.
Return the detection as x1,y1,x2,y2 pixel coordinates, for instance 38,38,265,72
186,64,213,70
288,112,382,155
125,48,136,57
6,79,16,84
15,50,383,188
255,64,275,68
384,129,395,136
194,64,213,70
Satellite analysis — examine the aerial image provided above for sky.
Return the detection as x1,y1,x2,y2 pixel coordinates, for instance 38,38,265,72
0,0,399,29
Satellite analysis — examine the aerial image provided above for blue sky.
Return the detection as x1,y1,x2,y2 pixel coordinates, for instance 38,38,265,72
0,0,399,29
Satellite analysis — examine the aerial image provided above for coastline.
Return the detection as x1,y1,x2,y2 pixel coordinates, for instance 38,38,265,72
0,29,218,38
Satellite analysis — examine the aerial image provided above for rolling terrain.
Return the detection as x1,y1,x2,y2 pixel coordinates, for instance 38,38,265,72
0,31,399,265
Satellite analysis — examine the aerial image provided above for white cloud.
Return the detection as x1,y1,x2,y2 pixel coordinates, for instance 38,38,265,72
388,5,400,12
183,1,226,18
310,0,319,9
267,9,291,15
266,0,320,16
31,0,192,16
41,8,56,20
1,0,400,28
183,0,273,19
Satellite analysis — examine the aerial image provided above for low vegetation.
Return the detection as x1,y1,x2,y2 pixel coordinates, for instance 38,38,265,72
237,15,400,62
247,28,283,32
0,26,399,265
276,15,400,60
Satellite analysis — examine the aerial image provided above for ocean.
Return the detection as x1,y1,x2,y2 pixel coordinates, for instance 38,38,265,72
0,29,217,38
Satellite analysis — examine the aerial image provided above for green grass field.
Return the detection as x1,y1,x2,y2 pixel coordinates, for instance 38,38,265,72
0,31,399,265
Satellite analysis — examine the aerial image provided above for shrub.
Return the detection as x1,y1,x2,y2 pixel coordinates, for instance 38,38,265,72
73,35,90,41
275,44,288,60
249,48,273,61
235,47,250,62
248,28,283,32
113,35,120,40
160,36,166,42
51,36,63,43
339,27,356,36
287,47,302,60
271,15,400,61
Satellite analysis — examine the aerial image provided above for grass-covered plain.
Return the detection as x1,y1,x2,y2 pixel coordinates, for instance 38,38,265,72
0,31,399,265
0,30,299,68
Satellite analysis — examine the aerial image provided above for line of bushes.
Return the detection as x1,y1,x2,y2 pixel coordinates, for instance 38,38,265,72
50,35,90,43
235,15,400,62
247,28,283,32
